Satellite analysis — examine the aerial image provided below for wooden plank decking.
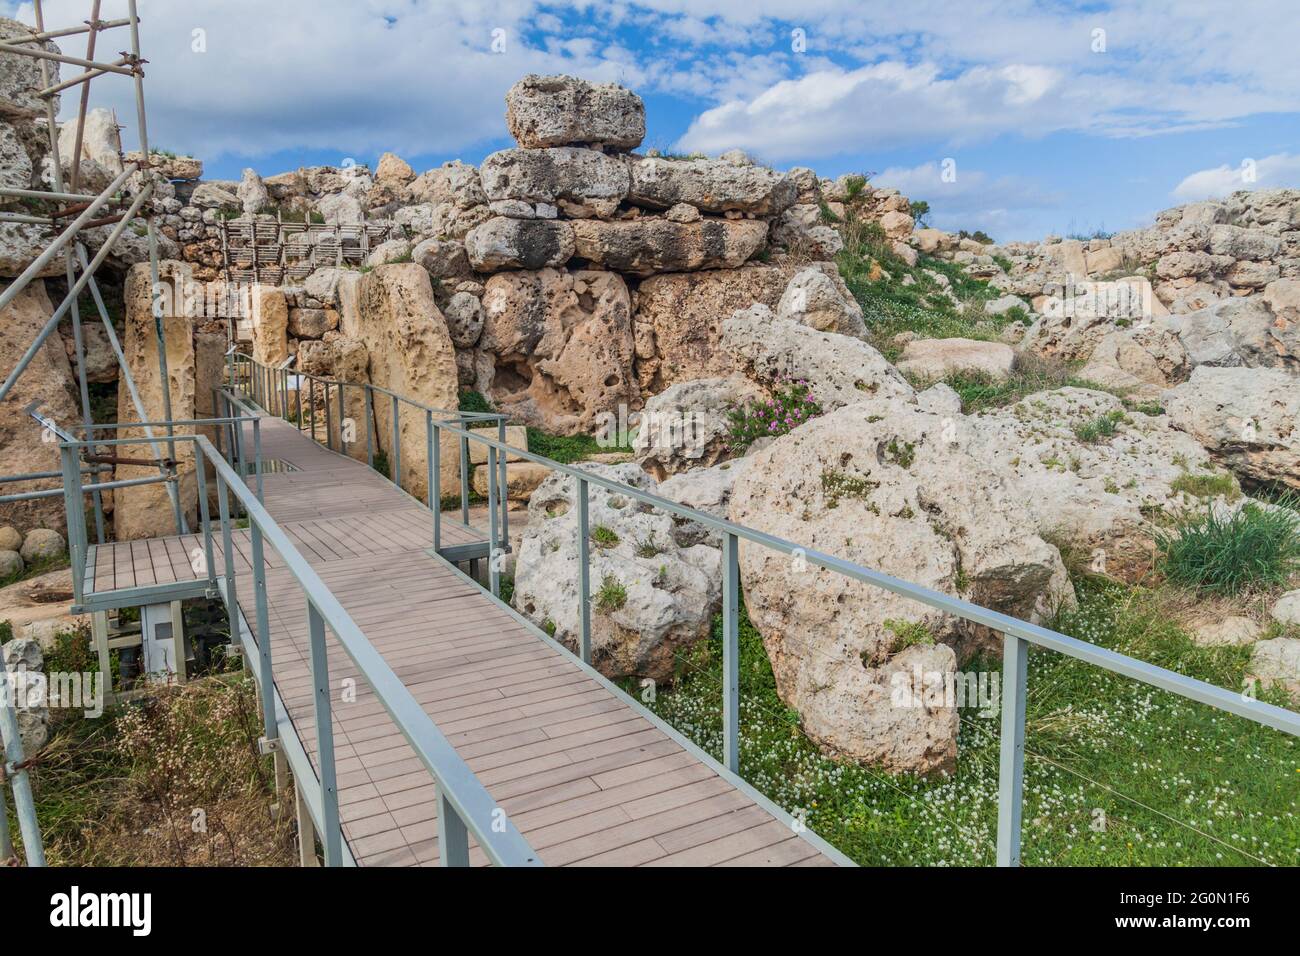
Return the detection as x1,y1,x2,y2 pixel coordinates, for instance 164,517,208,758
82,414,843,867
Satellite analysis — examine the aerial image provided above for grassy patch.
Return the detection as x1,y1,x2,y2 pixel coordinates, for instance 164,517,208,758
590,525,620,548
1170,472,1241,501
928,358,1112,414
1073,410,1126,444
595,574,627,612
526,428,605,464
630,582,1297,866
1157,500,1300,596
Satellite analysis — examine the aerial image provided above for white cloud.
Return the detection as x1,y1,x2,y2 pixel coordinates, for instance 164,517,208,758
1171,153,1300,201
873,161,1061,240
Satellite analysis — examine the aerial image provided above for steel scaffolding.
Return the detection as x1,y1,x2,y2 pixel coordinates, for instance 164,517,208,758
0,0,178,867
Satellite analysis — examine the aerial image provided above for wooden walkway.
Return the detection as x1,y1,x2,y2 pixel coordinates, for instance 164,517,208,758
82,415,844,867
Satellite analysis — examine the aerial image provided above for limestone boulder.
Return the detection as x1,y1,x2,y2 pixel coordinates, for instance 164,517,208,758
1078,322,1192,395
657,458,753,548
505,74,645,150
0,282,80,533
404,160,487,209
626,156,796,216
295,336,370,461
2,636,48,753
19,528,63,563
776,267,866,337
720,306,915,412
512,463,720,681
1248,637,1300,702
355,265,462,494
631,265,789,391
633,376,763,479
56,107,121,175
772,203,843,259
1169,297,1299,370
479,268,636,434
251,287,289,366
479,147,629,218
0,526,20,551
412,237,471,281
0,550,20,579
1262,278,1300,324
896,338,1017,382
729,402,1073,773
570,218,767,276
375,152,415,186
1,17,59,119
442,291,484,348
464,217,574,271
114,262,199,540
236,168,268,214
1162,366,1300,489
1207,224,1281,261
962,388,1225,580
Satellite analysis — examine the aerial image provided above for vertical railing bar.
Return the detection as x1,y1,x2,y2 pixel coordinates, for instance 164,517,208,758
194,443,217,591
216,475,239,630
250,520,276,748
337,380,347,456
425,409,435,513
432,419,441,552
996,633,1029,866
252,416,264,504
576,476,591,665
59,444,85,605
364,385,374,468
324,381,333,452
308,377,316,441
488,444,499,598
306,602,342,866
459,432,469,526
497,417,509,554
722,531,740,774
390,394,401,489
437,789,470,867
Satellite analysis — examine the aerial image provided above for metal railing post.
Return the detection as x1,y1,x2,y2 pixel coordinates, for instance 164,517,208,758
488,445,500,598
497,418,509,552
58,444,86,604
364,382,374,468
390,395,401,488
996,634,1028,866
0,658,44,865
216,476,239,623
722,531,740,773
337,381,347,455
425,409,435,513
576,476,591,664
252,416,264,504
459,432,470,525
432,419,442,552
324,381,334,451
194,444,217,592
250,521,277,748
308,378,316,441
437,789,470,867
306,602,342,866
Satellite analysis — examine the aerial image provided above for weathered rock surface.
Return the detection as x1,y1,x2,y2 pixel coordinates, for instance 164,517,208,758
513,463,720,680
250,287,289,367
633,376,762,479
114,262,199,539
897,337,1017,382
1078,321,1191,395
721,306,916,411
505,74,645,150
729,402,1073,773
1162,366,1300,488
776,267,865,337
19,528,63,563
355,265,462,494
0,282,81,533
479,147,629,218
1169,297,1299,370
465,217,574,271
570,218,767,276
626,156,796,216
632,265,789,391
479,268,636,434
1248,637,1300,702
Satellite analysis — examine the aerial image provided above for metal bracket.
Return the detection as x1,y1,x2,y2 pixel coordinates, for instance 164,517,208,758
257,736,281,756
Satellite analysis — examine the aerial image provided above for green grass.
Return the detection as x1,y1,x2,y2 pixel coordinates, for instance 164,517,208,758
1170,472,1241,501
629,582,1297,866
595,574,628,613
1157,499,1300,596
924,361,1113,414
591,525,619,548
526,428,605,464
1073,410,1126,444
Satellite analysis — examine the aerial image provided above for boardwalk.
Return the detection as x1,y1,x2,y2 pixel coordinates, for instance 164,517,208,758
83,414,845,867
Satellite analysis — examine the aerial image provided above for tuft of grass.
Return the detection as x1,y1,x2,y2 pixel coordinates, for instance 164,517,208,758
635,536,663,558
1073,410,1126,444
1157,499,1300,596
883,618,935,655
1170,472,1241,501
590,525,619,548
595,574,627,612
526,428,605,464
932,358,1112,414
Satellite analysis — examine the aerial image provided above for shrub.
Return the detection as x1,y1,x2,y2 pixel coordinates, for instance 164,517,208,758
1157,500,1300,595
727,379,822,452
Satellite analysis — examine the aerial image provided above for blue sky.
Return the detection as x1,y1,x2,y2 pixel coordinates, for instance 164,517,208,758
10,0,1300,241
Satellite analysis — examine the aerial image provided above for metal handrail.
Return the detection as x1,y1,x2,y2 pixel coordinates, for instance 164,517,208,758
54,429,541,868
234,352,1300,867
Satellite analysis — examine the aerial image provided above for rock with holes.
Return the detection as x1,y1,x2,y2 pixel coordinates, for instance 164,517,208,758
626,155,796,216
570,218,767,276
505,74,645,150
2,636,48,753
479,268,636,434
720,305,915,412
464,217,574,271
776,267,866,337
511,463,721,681
633,376,763,479
479,147,629,219
1162,366,1300,489
729,401,1074,774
